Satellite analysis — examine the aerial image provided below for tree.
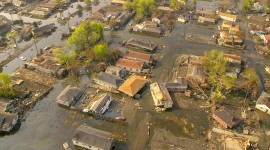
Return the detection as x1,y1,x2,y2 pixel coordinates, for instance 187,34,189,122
84,0,91,4
93,43,109,60
77,4,83,12
67,20,103,50
237,68,259,100
55,0,65,6
131,0,155,17
7,31,19,48
242,0,253,13
202,49,235,102
170,0,184,10
52,48,76,66
0,73,16,98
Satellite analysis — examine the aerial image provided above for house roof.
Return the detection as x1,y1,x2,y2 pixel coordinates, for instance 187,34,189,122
196,9,214,16
124,51,152,63
198,16,215,23
256,91,270,109
56,85,80,104
94,72,124,89
219,12,237,19
223,53,242,64
213,106,239,128
150,82,173,107
126,38,158,51
116,58,144,70
118,75,148,97
263,34,270,40
105,66,123,77
73,125,114,149
0,113,18,130
186,64,206,83
89,93,111,113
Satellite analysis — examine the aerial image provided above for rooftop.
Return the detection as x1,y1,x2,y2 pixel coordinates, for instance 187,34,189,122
118,75,148,97
94,72,124,89
73,125,114,150
116,58,144,70
89,93,111,113
256,91,270,109
124,51,152,63
126,38,158,51
213,106,239,128
56,85,81,105
219,12,237,19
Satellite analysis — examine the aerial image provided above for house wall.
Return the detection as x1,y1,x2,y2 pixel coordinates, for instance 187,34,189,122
212,114,229,128
116,65,141,73
72,139,98,150
93,79,115,89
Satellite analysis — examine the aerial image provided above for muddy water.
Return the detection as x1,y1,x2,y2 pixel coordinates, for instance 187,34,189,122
2,1,270,150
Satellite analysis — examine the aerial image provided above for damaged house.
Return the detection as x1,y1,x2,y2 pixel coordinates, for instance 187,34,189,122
150,82,173,110
83,93,112,115
105,66,128,79
72,125,115,150
93,72,124,90
223,54,242,78
125,38,158,52
212,106,240,128
56,85,83,107
0,113,19,133
256,91,270,115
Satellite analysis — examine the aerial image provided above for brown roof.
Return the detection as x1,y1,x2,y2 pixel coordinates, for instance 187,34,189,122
223,53,242,64
263,34,270,40
219,12,237,19
124,51,152,63
116,58,144,70
212,106,239,128
118,75,147,97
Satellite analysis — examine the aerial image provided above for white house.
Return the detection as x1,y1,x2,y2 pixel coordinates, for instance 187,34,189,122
219,12,237,22
256,92,270,115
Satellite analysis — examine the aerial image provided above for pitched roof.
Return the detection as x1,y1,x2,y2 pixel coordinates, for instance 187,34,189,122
116,58,144,70
124,51,152,63
94,72,124,89
198,16,215,23
256,91,270,109
89,93,111,113
126,38,158,51
219,12,237,19
213,106,239,128
118,75,148,97
223,53,242,64
56,85,80,104
73,125,114,149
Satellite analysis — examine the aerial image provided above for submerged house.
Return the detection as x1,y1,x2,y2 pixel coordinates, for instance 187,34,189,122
0,113,18,133
32,23,56,37
93,72,124,90
125,38,158,52
83,93,112,115
116,58,144,73
118,75,148,98
150,82,173,110
124,51,153,65
56,85,83,107
212,106,240,128
105,66,127,79
72,125,115,150
185,64,206,84
256,92,270,115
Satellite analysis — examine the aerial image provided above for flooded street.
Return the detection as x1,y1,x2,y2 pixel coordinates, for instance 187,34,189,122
1,0,270,149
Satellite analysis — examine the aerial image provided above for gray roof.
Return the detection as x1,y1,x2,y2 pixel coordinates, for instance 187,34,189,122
126,38,158,51
105,66,123,77
73,125,114,150
165,82,188,89
0,113,18,131
94,72,124,89
56,85,80,106
90,93,111,113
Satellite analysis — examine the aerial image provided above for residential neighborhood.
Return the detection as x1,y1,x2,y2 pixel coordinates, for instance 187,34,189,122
0,0,270,149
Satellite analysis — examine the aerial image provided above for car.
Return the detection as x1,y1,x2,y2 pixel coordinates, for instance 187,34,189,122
20,56,27,61
44,46,51,50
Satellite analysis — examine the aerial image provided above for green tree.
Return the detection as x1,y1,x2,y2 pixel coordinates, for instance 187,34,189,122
84,0,91,4
7,31,19,48
94,43,109,60
55,0,64,6
77,4,83,12
67,20,103,50
131,0,155,17
0,73,16,98
239,67,259,100
170,0,184,10
52,48,76,66
203,49,235,102
242,0,253,13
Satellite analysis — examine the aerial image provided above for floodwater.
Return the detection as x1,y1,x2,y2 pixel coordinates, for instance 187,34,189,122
1,0,270,150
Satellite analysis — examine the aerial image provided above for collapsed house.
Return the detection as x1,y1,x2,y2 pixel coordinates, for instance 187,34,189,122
255,91,270,115
150,82,173,110
212,106,240,128
83,93,112,115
